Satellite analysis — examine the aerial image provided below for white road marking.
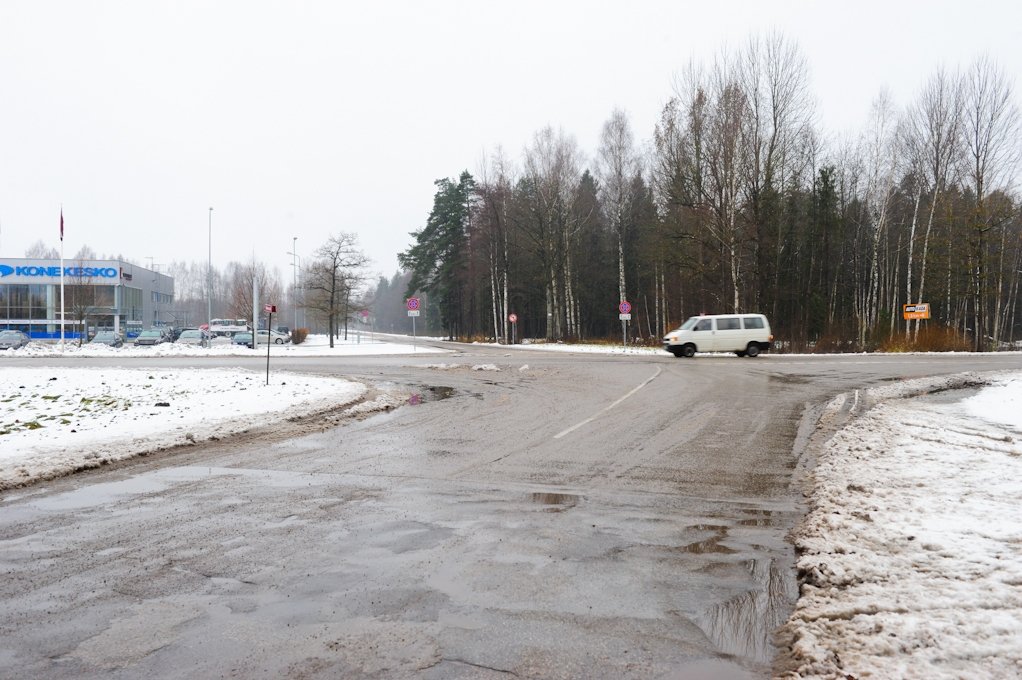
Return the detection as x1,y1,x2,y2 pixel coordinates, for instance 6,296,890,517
851,389,860,413
553,367,662,440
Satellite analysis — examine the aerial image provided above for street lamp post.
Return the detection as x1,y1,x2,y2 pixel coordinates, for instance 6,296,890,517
207,207,213,344
291,237,298,331
287,244,302,331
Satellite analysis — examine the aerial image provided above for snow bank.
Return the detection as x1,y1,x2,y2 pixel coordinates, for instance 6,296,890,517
0,367,366,490
778,372,1022,678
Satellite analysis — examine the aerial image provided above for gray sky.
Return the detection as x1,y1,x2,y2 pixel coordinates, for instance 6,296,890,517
2,0,1019,287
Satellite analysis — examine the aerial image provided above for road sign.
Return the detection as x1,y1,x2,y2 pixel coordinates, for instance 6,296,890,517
618,301,632,314
619,313,632,321
361,309,369,319
903,303,930,320
508,313,518,323
407,310,420,317
264,304,276,313
406,297,420,311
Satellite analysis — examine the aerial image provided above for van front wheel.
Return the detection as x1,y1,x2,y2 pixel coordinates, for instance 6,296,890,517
745,343,760,358
681,344,696,358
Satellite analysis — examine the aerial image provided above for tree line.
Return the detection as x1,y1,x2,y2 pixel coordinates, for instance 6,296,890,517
397,33,1022,351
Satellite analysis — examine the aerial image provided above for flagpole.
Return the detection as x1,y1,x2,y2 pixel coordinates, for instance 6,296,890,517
60,207,65,351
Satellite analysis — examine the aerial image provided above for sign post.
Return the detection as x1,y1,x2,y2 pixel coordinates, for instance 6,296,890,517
618,301,632,350
407,297,420,351
508,313,518,344
264,304,276,384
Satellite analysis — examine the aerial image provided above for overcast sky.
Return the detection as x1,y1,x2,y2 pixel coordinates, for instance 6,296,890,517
1,0,1019,287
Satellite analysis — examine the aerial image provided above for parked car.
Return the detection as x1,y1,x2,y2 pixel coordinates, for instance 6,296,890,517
134,329,166,346
90,331,124,348
662,313,773,358
0,330,31,350
176,329,211,347
255,328,290,345
232,331,254,348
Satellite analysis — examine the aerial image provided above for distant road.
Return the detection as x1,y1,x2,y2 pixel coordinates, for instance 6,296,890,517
1,346,1019,678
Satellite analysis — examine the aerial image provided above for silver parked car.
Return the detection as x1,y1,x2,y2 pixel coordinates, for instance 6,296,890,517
255,328,290,345
176,329,211,347
0,330,31,350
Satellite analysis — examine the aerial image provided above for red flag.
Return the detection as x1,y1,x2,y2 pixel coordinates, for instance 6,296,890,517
60,208,64,241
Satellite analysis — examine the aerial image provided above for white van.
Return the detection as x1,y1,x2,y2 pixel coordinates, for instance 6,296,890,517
663,314,773,358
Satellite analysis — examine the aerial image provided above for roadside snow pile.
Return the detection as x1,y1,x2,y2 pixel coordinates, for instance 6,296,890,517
778,373,1022,679
471,364,501,371
0,367,366,490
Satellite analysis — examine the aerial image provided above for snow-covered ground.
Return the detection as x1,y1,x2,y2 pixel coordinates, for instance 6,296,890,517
7,332,447,358
779,372,1022,678
3,333,1021,674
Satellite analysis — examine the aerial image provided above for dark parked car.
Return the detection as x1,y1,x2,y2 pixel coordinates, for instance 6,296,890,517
134,330,166,346
90,331,124,348
0,330,31,350
232,331,254,348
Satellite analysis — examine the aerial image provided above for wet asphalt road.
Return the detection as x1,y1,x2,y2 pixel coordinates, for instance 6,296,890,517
1,343,1020,679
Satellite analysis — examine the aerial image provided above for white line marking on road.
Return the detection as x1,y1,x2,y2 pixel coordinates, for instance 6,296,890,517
553,367,662,440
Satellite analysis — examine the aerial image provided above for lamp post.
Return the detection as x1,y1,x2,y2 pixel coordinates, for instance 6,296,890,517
287,243,301,331
207,207,213,344
292,237,298,331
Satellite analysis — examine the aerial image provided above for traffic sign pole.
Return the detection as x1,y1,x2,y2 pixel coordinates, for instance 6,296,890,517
618,302,632,351
407,297,421,351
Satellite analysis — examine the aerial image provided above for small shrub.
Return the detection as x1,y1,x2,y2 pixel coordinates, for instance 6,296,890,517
291,327,309,345
877,326,971,353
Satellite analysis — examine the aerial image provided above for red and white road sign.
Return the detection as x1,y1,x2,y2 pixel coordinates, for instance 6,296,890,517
508,313,518,323
264,304,277,313
406,297,420,311
618,301,632,314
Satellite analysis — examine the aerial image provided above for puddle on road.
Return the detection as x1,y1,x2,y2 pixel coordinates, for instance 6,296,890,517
529,492,579,512
696,557,795,664
407,386,455,405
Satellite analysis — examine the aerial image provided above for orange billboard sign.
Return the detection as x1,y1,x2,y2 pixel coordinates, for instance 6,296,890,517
903,303,931,320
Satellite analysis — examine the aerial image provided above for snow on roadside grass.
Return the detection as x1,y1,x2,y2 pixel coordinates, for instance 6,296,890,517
5,333,447,358
0,367,366,490
779,373,1022,678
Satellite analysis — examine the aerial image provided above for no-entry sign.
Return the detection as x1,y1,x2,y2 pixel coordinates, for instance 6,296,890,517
508,313,518,323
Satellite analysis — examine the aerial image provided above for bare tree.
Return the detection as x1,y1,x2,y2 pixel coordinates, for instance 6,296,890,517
24,240,59,259
960,56,1021,349
596,108,642,307
305,233,369,347
520,126,587,339
226,260,283,323
900,67,964,339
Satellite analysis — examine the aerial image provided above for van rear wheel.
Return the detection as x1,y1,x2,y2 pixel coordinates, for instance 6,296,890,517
745,343,760,358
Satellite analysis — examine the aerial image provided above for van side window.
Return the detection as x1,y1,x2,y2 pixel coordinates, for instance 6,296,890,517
742,316,764,329
718,317,740,330
694,319,713,331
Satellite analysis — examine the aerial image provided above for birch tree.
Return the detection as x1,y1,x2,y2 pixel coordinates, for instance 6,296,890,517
596,108,641,307
960,57,1020,349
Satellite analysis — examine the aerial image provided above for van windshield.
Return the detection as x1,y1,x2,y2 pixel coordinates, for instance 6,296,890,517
679,317,699,330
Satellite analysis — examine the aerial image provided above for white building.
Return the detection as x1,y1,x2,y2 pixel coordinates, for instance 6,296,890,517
0,258,174,339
